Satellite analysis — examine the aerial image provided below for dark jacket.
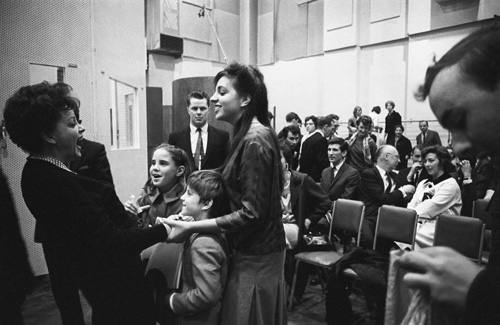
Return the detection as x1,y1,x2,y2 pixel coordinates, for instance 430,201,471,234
69,138,114,186
168,125,230,171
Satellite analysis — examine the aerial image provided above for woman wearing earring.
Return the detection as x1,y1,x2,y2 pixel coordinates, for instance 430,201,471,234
163,62,287,324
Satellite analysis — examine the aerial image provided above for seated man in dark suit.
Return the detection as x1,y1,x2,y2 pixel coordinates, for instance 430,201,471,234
168,91,230,171
356,145,415,250
320,138,360,202
279,141,331,302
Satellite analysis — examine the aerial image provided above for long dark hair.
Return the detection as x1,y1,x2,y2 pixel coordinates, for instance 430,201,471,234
214,62,283,191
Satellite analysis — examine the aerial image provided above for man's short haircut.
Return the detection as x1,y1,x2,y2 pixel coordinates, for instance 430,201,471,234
375,144,393,161
305,115,318,127
282,125,300,138
412,144,424,154
395,124,405,132
187,170,230,218
416,25,500,101
419,120,429,126
187,90,210,107
371,106,381,114
328,137,348,152
317,116,332,129
326,113,339,121
285,112,300,123
356,115,373,128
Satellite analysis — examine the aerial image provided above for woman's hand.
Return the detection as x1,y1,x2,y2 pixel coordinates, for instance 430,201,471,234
124,194,150,216
167,214,195,222
156,218,194,243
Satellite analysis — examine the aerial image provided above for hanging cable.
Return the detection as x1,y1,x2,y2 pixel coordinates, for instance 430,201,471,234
198,5,229,64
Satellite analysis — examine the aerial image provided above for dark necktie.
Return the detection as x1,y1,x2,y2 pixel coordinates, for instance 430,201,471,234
385,172,392,194
330,166,336,183
414,170,420,184
194,128,204,170
422,132,426,144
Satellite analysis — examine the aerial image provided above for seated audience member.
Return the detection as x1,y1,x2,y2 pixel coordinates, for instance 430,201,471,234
448,147,488,217
399,145,429,187
386,124,412,170
346,115,377,173
166,170,230,325
278,125,301,170
3,81,171,324
407,145,462,249
69,136,114,187
347,106,362,139
124,144,191,229
299,116,330,182
355,145,415,250
416,120,442,147
279,141,331,301
320,138,360,202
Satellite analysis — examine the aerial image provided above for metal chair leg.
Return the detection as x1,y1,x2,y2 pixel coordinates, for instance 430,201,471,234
288,260,300,310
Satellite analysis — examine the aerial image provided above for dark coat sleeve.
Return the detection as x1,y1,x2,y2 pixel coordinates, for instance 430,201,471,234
465,266,500,324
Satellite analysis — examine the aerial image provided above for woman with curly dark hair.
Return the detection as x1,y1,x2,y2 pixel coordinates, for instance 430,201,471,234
407,145,462,249
3,81,171,324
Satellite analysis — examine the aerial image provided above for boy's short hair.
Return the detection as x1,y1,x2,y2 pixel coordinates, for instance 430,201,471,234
187,170,230,218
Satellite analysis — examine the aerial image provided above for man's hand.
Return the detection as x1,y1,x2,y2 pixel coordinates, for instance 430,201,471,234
400,184,416,195
399,246,482,311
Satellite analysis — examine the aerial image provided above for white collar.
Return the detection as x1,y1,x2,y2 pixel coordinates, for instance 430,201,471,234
190,123,208,133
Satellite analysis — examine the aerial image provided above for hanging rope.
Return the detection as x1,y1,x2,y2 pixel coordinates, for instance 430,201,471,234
198,5,229,64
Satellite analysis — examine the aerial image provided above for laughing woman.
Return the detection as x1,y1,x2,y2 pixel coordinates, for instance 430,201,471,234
3,82,171,325
163,63,287,324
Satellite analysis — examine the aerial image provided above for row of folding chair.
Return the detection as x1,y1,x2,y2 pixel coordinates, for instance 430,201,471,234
287,199,487,311
287,199,419,310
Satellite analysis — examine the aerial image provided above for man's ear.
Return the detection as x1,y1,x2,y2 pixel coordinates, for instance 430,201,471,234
201,199,213,211
341,150,347,158
176,165,186,177
241,95,251,107
41,131,57,144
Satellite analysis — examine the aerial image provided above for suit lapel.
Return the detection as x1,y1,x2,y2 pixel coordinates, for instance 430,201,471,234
203,126,214,167
183,127,193,156
329,163,345,189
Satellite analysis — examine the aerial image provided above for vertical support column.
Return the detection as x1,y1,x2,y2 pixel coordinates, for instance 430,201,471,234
240,0,258,65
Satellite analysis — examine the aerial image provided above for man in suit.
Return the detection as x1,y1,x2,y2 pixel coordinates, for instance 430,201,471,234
416,120,442,147
70,138,114,186
168,91,230,171
320,137,360,202
299,116,331,182
356,145,415,249
280,141,331,302
399,145,429,186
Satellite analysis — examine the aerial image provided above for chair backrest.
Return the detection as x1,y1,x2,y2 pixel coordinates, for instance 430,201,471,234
472,199,492,230
328,199,365,246
373,205,418,250
434,214,485,264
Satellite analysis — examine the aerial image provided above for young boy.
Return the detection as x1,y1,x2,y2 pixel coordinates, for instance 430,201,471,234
166,170,230,325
